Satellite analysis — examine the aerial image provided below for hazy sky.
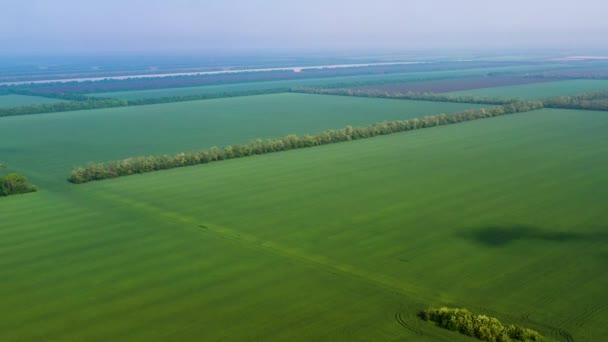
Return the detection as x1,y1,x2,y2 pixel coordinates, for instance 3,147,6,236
1,0,607,54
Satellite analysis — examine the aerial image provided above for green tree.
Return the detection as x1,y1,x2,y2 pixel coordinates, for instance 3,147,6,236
0,173,38,196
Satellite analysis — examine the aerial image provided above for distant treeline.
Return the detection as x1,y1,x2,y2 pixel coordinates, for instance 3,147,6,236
11,83,596,120
0,173,38,197
526,71,608,80
419,307,544,342
0,98,126,117
0,85,512,119
0,88,286,118
291,87,517,105
294,87,608,112
0,60,524,95
68,100,543,184
543,90,608,111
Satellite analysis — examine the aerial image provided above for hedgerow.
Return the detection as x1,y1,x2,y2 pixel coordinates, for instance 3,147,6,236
291,87,517,105
68,100,543,184
0,88,285,118
543,90,608,111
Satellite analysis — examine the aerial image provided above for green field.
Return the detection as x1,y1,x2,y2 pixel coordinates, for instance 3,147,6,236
88,64,566,100
0,93,486,189
1,108,607,341
0,94,66,107
448,79,608,99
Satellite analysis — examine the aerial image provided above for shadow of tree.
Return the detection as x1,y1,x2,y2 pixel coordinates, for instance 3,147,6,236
463,225,608,247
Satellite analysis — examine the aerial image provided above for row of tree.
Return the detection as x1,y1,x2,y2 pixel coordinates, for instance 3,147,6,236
419,307,544,342
0,88,287,118
543,90,608,111
68,100,543,184
294,86,608,112
526,72,608,80
0,69,297,94
291,87,517,105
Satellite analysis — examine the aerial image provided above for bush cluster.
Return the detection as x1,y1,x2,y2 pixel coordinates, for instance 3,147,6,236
419,307,544,342
0,173,38,197
291,87,517,105
68,101,543,184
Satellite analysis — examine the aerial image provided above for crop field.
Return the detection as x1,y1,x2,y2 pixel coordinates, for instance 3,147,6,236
447,79,608,99
352,76,558,93
0,93,486,188
87,79,322,100
1,108,607,341
0,94,66,107
83,64,566,99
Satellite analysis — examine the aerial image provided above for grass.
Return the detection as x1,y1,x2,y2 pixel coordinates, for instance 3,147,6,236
0,94,67,107
1,108,607,341
87,64,565,100
448,79,608,99
0,92,487,189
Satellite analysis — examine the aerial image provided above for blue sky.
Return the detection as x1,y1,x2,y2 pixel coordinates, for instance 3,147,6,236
1,0,607,54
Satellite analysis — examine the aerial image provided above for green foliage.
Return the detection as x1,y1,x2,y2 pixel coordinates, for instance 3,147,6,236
0,88,285,118
543,90,608,111
447,79,608,100
0,173,38,197
291,87,517,105
420,307,544,342
68,100,543,184
1,109,606,340
0,94,68,108
1,93,484,189
293,86,608,112
0,98,128,117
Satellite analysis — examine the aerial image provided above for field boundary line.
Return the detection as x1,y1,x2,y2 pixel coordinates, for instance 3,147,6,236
69,100,544,184
89,191,574,341
88,191,454,338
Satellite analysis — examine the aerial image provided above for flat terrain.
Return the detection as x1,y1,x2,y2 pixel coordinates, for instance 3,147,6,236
0,94,66,107
448,79,608,99
88,79,324,100
1,108,607,341
0,93,486,188
86,64,563,100
353,76,557,93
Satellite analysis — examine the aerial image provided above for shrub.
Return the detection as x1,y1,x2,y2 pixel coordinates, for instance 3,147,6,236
419,307,544,342
0,173,38,197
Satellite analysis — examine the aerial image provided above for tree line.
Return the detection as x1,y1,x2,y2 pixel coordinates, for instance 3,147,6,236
68,100,543,184
419,307,544,342
294,86,608,112
0,88,287,118
291,87,517,105
543,90,608,111
0,80,536,119
0,69,297,94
